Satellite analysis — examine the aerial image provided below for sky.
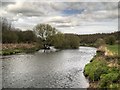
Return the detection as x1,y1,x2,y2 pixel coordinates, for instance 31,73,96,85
0,0,119,34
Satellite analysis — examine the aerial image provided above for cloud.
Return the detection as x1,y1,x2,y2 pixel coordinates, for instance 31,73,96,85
6,2,45,16
1,1,118,34
1,2,15,7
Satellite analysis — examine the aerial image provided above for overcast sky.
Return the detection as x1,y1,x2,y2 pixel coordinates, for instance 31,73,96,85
0,0,119,34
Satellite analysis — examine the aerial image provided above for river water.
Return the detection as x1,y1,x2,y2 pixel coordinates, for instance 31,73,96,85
2,47,96,88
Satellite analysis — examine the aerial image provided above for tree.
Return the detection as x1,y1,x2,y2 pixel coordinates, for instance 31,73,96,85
33,24,58,49
2,30,18,43
51,33,65,49
95,38,106,48
65,35,80,49
50,34,80,49
23,30,36,43
105,35,116,45
1,18,13,31
1,18,18,43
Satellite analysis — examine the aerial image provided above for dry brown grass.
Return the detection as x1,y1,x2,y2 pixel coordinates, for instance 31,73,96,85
2,43,36,50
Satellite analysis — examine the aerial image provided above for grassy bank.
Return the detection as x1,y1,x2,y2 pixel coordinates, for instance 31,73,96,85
1,43,42,55
1,47,40,55
106,44,119,55
84,44,120,88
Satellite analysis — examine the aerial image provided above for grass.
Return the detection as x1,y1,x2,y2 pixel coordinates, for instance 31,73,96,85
1,47,40,55
1,43,42,55
84,44,120,88
1,49,22,55
106,44,119,55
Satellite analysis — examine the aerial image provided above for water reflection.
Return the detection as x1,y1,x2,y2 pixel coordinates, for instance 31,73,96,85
2,47,96,88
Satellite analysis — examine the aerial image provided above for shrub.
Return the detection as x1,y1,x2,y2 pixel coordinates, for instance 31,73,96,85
105,35,116,45
99,72,119,88
64,35,80,49
2,30,18,43
51,34,80,49
109,83,120,88
95,38,106,48
84,58,108,81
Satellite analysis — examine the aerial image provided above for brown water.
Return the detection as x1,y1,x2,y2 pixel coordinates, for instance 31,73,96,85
2,47,96,88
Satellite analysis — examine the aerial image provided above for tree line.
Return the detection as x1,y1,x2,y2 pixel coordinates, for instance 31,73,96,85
1,18,119,49
2,18,37,43
77,31,119,46
1,18,80,49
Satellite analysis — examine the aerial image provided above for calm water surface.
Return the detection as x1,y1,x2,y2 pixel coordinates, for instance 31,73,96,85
2,47,96,88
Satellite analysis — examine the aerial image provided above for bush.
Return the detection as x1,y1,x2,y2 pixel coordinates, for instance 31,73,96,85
98,67,120,88
109,84,120,88
51,34,80,49
95,38,106,48
51,33,65,49
2,30,18,43
65,35,80,49
105,35,116,45
99,72,119,88
84,58,108,81
2,29,38,43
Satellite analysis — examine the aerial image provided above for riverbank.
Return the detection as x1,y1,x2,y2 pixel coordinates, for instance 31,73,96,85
80,43,95,47
0,43,42,55
1,43,87,56
84,44,120,88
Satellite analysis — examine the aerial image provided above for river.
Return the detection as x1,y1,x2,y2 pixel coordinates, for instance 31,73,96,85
2,47,96,88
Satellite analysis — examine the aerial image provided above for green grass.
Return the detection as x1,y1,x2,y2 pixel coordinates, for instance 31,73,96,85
1,47,40,55
84,44,120,88
84,55,120,88
1,49,22,55
106,44,119,55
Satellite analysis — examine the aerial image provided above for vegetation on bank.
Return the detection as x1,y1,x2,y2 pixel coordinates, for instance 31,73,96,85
84,43,120,88
1,43,42,55
49,33,80,49
83,31,120,88
1,18,80,55
2,47,40,55
106,44,119,55
78,31,119,46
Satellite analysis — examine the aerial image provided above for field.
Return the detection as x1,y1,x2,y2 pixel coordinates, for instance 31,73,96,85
106,44,119,55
